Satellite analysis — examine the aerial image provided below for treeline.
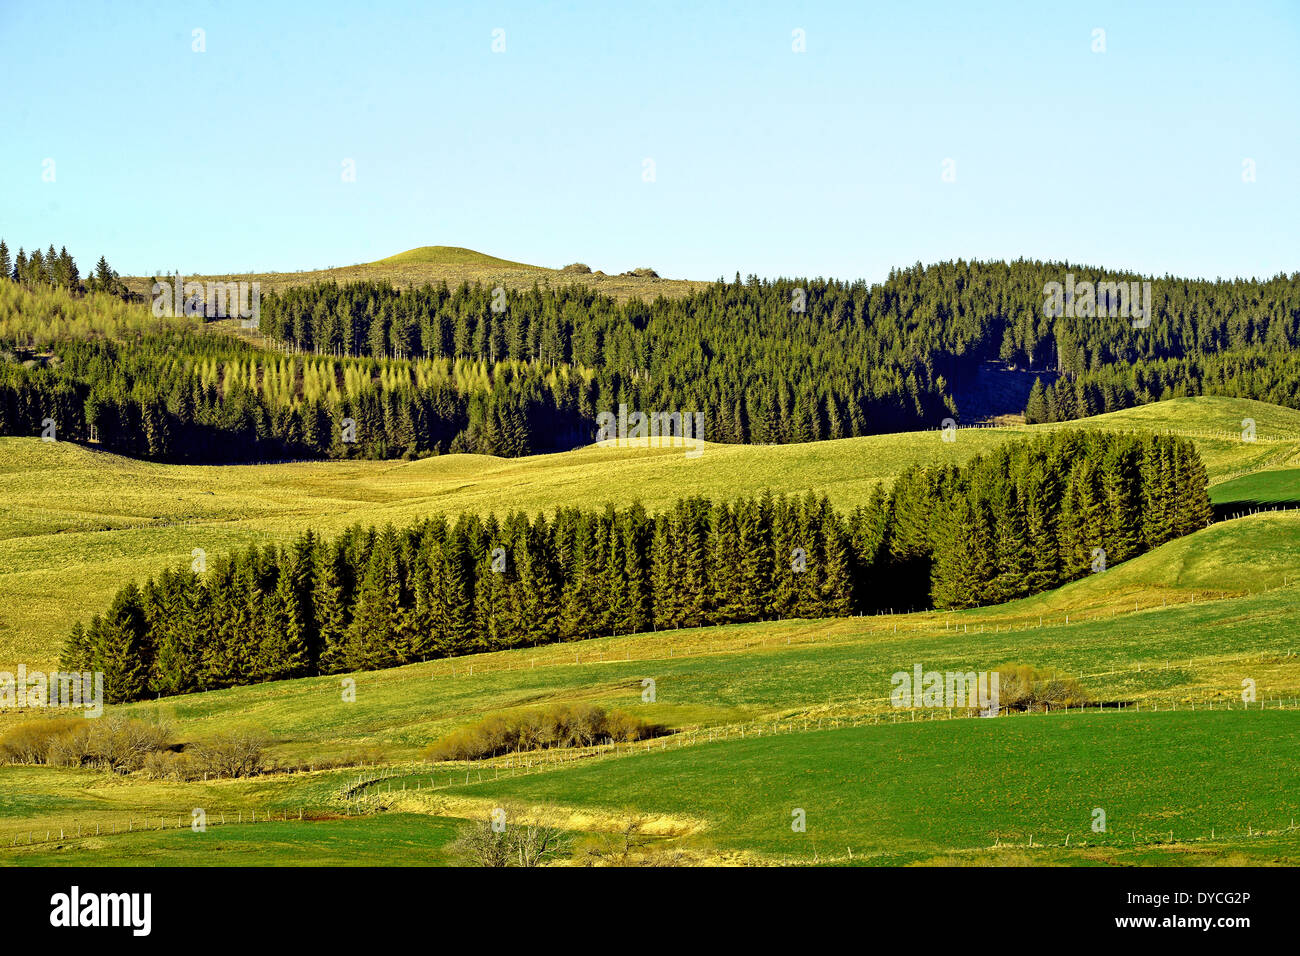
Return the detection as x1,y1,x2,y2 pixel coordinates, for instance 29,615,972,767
259,278,956,442
0,237,131,297
261,262,1300,439
0,282,592,461
62,431,1211,702
6,259,1300,461
1026,346,1300,423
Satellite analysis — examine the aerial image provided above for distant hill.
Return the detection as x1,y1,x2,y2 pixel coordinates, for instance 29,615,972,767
121,245,708,303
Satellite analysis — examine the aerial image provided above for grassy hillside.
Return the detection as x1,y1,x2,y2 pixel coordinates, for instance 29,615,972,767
434,710,1300,864
98,511,1298,760
120,245,708,304
2,395,1298,670
1211,468,1300,515
3,510,1299,865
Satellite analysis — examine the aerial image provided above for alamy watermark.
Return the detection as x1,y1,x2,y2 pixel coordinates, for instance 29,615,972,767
152,272,261,328
596,403,705,458
891,663,1000,715
0,665,104,717
1043,273,1152,329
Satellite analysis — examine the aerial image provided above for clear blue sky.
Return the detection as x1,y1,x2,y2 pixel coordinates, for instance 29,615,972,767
2,0,1297,283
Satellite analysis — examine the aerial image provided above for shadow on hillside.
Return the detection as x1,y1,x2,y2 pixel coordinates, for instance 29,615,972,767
1213,499,1300,521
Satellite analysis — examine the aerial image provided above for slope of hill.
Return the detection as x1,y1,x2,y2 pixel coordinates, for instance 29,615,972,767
3,509,1299,866
74,508,1299,760
2,395,1298,671
120,245,708,303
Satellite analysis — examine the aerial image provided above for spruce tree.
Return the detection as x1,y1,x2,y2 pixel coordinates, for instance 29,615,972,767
92,583,151,703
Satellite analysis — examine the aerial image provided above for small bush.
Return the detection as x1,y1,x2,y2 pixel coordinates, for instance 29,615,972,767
0,717,88,764
423,703,668,762
454,814,567,867
142,750,201,781
996,664,1092,712
191,728,268,778
0,714,172,772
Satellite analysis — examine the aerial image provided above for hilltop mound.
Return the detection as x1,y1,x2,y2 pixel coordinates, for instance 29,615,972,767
370,246,544,269
120,246,706,303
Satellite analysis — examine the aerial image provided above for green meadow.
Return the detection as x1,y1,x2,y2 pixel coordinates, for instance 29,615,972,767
2,395,1299,866
2,394,1297,670
439,710,1300,865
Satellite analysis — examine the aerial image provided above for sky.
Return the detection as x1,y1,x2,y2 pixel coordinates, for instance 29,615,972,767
1,0,1297,283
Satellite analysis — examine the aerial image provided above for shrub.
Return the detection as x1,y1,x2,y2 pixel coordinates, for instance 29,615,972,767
142,750,201,781
423,703,668,762
81,715,173,772
995,664,1092,712
0,716,87,764
453,819,513,867
0,714,171,772
191,728,268,778
453,813,567,867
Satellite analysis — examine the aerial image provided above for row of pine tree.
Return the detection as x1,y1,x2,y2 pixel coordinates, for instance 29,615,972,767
0,238,130,297
61,431,1211,703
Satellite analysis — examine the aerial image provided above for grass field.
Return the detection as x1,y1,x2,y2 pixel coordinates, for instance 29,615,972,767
430,710,1300,865
121,245,710,304
2,395,1297,670
61,508,1289,767
8,711,1296,866
4,397,1300,867
1210,467,1300,516
2,511,1298,864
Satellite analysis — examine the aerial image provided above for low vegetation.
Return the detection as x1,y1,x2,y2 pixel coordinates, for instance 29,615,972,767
452,814,568,867
0,714,171,772
423,704,669,762
994,664,1093,712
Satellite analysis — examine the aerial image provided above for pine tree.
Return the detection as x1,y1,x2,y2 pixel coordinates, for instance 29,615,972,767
930,495,993,609
91,583,151,702
256,553,310,679
819,508,853,616
1024,378,1048,423
344,532,404,669
60,620,92,672
314,543,350,673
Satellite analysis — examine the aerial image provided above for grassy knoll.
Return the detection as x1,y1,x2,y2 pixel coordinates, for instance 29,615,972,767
3,396,1297,669
121,245,709,304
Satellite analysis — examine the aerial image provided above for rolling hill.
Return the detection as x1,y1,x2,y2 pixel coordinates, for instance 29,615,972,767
2,395,1299,671
120,245,708,304
2,505,1298,866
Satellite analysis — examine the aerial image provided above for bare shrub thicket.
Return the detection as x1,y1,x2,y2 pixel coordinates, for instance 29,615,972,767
189,729,268,778
454,817,567,867
996,664,1093,712
423,703,668,762
0,715,172,772
574,821,703,866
